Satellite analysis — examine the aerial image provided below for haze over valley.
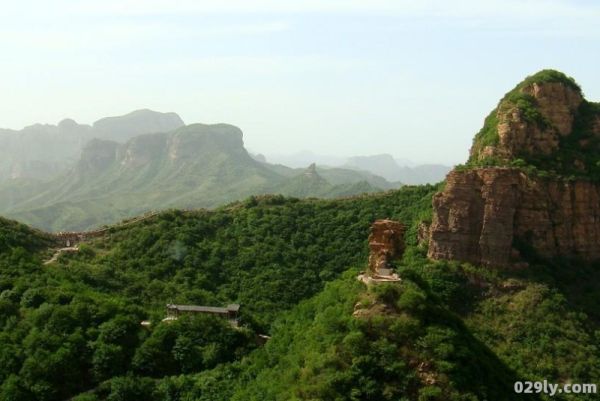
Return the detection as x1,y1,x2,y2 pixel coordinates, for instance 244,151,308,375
0,110,449,231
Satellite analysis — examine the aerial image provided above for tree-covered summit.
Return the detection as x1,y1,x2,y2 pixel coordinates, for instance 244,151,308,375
467,70,600,180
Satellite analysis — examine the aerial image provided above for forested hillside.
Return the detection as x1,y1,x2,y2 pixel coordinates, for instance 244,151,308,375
0,186,434,400
1,182,599,400
3,72,600,401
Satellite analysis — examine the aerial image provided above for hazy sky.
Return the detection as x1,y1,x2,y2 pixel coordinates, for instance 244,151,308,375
1,0,599,164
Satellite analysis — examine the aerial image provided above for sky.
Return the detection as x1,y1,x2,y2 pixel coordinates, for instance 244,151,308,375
1,0,599,165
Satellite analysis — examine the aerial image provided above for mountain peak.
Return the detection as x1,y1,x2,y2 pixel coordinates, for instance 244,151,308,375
515,69,581,93
92,109,185,142
304,162,318,177
167,123,247,161
57,118,80,130
469,70,600,175
428,70,600,269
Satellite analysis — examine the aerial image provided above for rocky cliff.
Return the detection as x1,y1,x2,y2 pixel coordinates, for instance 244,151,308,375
368,219,405,275
78,123,250,171
428,70,600,267
429,167,600,267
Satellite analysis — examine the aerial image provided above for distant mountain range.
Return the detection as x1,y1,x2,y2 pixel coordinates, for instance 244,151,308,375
0,112,404,231
0,109,449,231
0,109,184,182
265,152,451,185
343,154,451,185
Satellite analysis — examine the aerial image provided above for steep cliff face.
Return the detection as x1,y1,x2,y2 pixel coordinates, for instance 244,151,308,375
167,124,247,162
429,168,600,267
119,133,168,169
429,70,600,267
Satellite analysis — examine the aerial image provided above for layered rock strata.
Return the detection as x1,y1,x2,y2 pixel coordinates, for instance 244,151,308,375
428,168,600,267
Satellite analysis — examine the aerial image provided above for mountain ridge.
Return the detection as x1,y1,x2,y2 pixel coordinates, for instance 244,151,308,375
0,124,393,231
0,109,185,182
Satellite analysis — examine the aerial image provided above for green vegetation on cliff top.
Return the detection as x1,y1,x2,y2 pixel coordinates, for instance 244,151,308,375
470,70,579,153
468,70,600,180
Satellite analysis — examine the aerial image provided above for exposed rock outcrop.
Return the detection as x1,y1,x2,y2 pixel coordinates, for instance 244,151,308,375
428,70,600,268
120,133,168,168
304,163,318,177
167,124,245,161
428,168,600,267
522,82,582,136
368,219,405,276
470,71,589,162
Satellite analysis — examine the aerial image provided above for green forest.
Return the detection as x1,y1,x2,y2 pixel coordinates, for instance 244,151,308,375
1,184,599,400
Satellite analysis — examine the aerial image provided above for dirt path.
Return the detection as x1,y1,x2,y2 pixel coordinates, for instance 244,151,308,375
44,247,79,265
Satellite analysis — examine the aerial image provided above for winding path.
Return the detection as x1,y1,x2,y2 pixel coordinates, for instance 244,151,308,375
44,247,79,265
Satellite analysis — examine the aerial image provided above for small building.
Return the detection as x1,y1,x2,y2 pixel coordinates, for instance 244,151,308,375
164,303,241,327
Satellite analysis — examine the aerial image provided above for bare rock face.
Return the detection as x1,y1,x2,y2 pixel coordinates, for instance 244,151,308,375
522,82,582,136
368,219,405,275
120,133,168,168
430,71,600,268
167,124,245,161
470,78,583,161
495,106,560,158
428,168,600,267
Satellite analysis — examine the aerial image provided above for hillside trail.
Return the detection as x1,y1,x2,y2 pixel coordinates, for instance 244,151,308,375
44,247,79,265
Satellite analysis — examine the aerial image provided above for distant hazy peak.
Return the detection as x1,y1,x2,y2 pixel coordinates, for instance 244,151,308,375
57,118,78,128
347,153,397,163
344,154,401,179
251,153,267,163
175,122,242,134
92,109,185,142
304,162,318,176
93,109,184,126
168,123,247,160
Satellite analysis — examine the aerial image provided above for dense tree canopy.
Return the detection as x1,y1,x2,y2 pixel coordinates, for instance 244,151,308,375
1,185,599,400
